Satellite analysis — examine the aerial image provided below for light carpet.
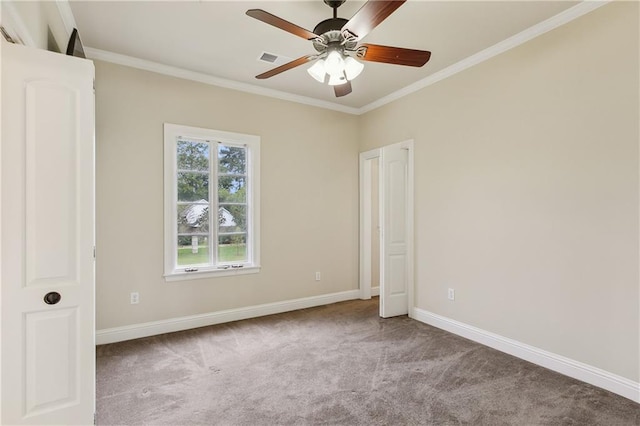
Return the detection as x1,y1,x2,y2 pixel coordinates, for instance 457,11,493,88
96,298,639,425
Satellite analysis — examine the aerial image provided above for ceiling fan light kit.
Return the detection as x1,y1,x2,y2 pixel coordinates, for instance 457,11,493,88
307,59,327,83
328,73,347,86
344,57,365,80
312,48,364,86
324,50,345,76
247,0,431,98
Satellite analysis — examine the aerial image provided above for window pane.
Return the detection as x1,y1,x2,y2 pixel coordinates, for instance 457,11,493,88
177,235,209,266
218,204,246,232
177,140,209,171
218,144,246,174
218,176,246,203
178,171,209,202
218,234,247,263
178,203,210,234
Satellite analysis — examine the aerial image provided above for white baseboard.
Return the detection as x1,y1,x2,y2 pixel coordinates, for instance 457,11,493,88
96,293,638,402
412,308,640,403
96,289,360,345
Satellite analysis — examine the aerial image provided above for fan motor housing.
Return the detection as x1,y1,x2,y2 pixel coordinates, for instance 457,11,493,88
313,17,348,36
312,17,359,54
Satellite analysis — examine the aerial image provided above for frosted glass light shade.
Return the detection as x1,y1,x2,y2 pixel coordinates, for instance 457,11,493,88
328,73,348,86
307,59,326,83
344,57,364,81
324,50,345,76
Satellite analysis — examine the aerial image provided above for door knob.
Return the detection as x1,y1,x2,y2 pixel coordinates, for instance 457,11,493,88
43,291,61,305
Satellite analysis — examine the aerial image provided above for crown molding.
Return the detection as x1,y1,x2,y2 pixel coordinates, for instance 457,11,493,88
84,47,361,115
49,0,609,116
358,0,610,114
1,1,37,47
55,1,359,115
55,0,78,38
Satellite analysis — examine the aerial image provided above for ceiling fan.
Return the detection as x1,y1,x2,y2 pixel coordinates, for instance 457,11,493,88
246,0,431,98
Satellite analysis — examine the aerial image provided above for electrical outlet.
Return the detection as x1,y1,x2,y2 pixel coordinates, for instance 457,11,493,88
130,292,139,304
447,288,455,301
315,272,321,281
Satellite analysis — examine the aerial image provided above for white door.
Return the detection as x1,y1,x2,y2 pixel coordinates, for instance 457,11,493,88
1,41,95,425
380,141,412,318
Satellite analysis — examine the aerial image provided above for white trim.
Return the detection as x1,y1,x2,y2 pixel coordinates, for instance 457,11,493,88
1,1,37,47
359,149,381,161
84,47,361,115
401,140,415,317
164,266,261,282
358,1,610,114
412,308,640,403
75,1,607,116
163,123,260,280
0,16,3,422
96,289,360,345
0,1,76,49
371,286,380,297
358,148,381,300
55,0,77,38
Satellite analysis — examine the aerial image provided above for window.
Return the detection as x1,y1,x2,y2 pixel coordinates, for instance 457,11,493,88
164,123,260,281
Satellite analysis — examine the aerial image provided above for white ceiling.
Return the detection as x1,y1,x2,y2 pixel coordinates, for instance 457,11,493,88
69,1,580,110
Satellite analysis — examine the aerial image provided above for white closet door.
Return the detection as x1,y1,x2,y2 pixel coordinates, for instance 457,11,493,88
1,41,95,425
380,142,409,318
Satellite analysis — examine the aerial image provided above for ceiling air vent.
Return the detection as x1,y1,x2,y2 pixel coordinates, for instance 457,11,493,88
257,51,292,66
259,52,278,63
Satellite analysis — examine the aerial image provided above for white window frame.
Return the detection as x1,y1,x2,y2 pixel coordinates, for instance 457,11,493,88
164,123,260,281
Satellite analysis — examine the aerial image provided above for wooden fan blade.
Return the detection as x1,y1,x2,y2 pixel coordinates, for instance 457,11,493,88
256,55,316,79
334,81,352,97
247,9,318,40
358,43,431,67
342,0,406,40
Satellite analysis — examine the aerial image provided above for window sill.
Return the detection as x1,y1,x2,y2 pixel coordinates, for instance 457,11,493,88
164,265,261,282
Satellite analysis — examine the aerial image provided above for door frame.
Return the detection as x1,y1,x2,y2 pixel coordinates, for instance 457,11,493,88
359,148,381,300
359,140,415,317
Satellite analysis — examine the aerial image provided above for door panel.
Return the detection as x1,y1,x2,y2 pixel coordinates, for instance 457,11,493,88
26,82,79,287
380,143,410,317
25,308,78,416
1,41,95,425
387,254,407,295
388,160,407,244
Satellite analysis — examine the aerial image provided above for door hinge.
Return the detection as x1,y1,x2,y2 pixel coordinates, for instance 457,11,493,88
93,246,96,259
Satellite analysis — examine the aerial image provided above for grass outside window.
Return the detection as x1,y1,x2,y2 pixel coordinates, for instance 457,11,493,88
178,244,247,265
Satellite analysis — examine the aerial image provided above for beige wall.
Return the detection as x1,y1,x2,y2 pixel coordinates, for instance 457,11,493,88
9,0,637,384
360,2,639,382
95,61,360,329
